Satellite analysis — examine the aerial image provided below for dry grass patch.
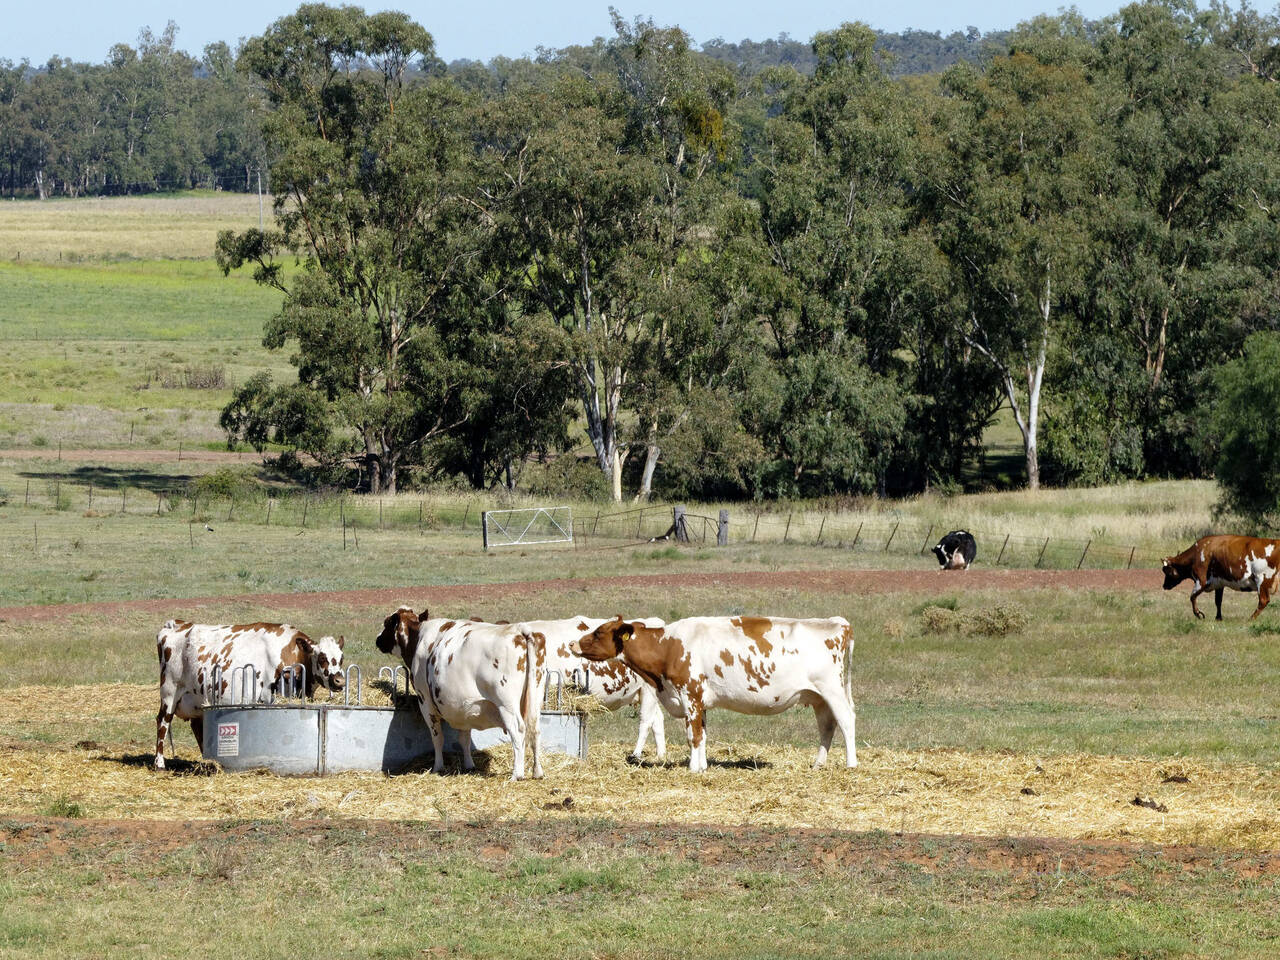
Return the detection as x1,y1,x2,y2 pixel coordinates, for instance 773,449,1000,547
0,193,262,262
4,684,1279,851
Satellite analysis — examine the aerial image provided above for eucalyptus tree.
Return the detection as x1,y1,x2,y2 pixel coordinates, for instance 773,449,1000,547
1086,0,1280,476
490,16,752,501
750,23,912,495
216,5,477,494
920,17,1100,489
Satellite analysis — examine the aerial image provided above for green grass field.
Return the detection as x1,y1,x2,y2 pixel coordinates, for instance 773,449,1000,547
3,820,1277,960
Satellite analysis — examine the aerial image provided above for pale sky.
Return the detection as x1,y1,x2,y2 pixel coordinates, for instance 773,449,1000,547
6,1,1131,65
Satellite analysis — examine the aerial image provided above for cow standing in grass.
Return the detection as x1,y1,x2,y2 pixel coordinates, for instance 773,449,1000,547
1162,535,1280,620
571,615,855,773
376,607,545,781
155,620,346,770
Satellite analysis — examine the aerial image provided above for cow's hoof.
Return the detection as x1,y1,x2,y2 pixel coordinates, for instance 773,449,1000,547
1194,611,1205,620
154,757,165,771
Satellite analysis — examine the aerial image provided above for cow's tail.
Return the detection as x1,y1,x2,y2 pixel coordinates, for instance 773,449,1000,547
840,619,854,708
518,627,544,739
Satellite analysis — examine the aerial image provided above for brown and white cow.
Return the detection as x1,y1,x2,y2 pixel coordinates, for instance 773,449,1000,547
571,615,855,773
1162,535,1280,621
155,620,346,770
522,617,668,761
376,607,545,781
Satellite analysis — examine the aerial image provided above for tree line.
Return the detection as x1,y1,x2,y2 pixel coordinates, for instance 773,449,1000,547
11,2,1280,511
0,18,1006,199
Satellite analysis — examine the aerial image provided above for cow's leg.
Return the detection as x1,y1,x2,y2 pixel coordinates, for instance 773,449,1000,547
811,682,857,768
1251,576,1277,620
1189,584,1207,619
684,704,707,773
423,707,445,774
154,705,174,770
812,700,836,769
1216,587,1225,621
497,705,526,781
458,729,475,772
189,716,204,752
631,687,665,760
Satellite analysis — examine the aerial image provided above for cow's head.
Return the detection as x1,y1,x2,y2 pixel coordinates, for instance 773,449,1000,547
1161,558,1190,590
377,606,423,656
931,544,948,567
570,616,633,661
308,635,346,690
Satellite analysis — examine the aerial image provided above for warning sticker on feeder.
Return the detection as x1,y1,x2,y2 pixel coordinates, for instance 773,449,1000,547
217,723,239,757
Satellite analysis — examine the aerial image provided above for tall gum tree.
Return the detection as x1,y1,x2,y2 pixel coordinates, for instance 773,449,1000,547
751,23,912,496
922,22,1099,489
216,5,471,494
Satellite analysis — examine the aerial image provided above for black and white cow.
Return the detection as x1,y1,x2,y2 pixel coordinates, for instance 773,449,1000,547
932,530,977,570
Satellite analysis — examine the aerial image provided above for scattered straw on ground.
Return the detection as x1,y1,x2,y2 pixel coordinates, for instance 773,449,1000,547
3,684,1278,850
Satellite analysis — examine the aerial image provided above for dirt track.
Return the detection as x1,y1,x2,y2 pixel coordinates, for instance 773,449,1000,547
5,818,1277,881
0,567,1157,623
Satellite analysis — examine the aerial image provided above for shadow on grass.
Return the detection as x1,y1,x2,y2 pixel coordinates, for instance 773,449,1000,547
387,751,495,777
103,753,218,776
627,754,775,771
18,465,198,494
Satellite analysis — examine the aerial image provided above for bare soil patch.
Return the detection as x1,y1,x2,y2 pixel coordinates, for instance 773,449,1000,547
4,817,1277,884
0,567,1156,623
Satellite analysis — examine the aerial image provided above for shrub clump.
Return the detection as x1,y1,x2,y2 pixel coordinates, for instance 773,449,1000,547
918,602,1027,637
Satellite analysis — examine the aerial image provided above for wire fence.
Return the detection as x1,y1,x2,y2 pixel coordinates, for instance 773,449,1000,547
0,478,1162,570
573,503,1155,570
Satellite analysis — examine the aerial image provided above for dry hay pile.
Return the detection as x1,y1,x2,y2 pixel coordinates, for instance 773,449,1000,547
4,684,1279,850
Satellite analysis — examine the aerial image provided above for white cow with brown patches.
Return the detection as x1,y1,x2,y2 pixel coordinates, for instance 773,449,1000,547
154,619,346,770
521,617,668,761
572,615,855,773
375,607,546,781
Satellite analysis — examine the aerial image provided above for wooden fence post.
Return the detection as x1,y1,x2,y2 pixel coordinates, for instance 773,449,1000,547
1037,537,1050,568
920,524,934,555
482,511,490,551
852,521,863,548
302,498,308,528
752,512,760,542
25,480,30,506
88,484,93,509
884,521,900,552
266,499,273,525
1126,545,1136,569
783,513,792,543
718,509,729,547
1077,539,1091,569
996,533,1010,566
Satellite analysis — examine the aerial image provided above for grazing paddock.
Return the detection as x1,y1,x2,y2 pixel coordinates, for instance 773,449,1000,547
0,192,264,263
